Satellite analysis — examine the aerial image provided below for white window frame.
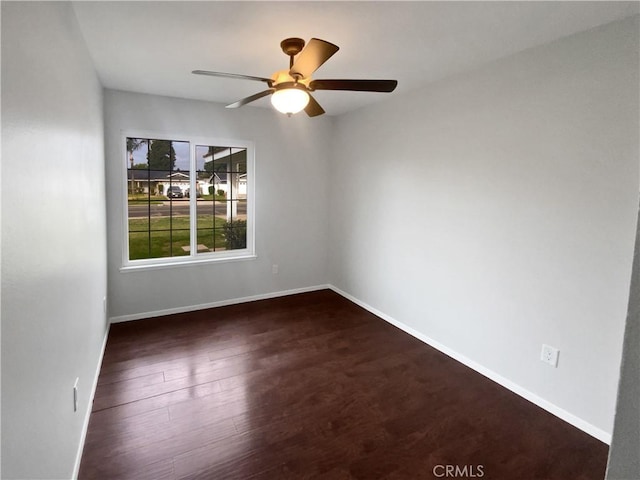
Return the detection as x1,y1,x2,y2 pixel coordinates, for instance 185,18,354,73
120,131,256,272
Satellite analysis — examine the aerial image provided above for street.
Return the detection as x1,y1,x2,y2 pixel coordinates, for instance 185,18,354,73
128,200,247,218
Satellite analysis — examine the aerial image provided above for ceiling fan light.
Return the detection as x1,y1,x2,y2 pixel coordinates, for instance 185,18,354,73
271,88,309,115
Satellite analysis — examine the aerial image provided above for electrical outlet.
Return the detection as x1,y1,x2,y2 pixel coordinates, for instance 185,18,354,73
103,296,107,314
73,377,79,412
541,344,559,367
272,264,279,275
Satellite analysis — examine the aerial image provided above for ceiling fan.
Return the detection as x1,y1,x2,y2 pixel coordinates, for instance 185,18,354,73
192,37,398,117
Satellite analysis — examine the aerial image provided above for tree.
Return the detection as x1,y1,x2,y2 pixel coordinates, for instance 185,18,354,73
127,138,145,194
147,140,176,171
127,138,145,167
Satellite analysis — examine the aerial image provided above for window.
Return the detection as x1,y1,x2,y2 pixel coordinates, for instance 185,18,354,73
123,134,254,269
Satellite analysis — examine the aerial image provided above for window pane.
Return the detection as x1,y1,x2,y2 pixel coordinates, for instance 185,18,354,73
129,215,149,233
196,212,214,230
223,220,247,251
195,145,249,255
149,230,188,258
126,138,148,170
129,231,151,260
171,141,190,172
145,139,187,172
196,213,223,250
197,228,228,252
126,138,191,261
165,170,190,200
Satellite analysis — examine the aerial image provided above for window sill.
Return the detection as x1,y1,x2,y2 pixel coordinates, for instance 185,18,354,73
120,253,257,273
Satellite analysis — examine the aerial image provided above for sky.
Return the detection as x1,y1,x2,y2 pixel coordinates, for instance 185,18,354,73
130,140,190,171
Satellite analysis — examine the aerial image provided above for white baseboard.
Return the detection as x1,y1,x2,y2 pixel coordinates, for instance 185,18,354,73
328,285,612,445
72,323,110,479
109,285,331,324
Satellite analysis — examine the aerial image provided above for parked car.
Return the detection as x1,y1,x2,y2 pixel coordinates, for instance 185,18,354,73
166,186,184,198
185,188,202,198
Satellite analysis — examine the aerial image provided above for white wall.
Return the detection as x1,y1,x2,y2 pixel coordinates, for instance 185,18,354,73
104,90,332,320
606,202,640,478
1,2,108,479
329,16,639,439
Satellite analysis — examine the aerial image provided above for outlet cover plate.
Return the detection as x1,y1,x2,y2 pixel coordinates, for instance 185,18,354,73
73,377,79,412
541,344,559,367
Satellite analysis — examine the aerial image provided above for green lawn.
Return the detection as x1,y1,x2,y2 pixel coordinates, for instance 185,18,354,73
200,194,227,201
129,215,245,260
128,194,166,203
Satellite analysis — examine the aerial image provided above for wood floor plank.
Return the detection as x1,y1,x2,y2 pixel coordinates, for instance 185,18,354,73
79,289,608,480
84,407,170,446
97,353,210,385
92,374,223,411
82,416,237,475
90,379,222,420
80,456,175,480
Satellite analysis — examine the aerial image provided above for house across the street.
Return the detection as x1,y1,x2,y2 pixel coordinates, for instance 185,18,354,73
126,171,194,196
127,170,246,198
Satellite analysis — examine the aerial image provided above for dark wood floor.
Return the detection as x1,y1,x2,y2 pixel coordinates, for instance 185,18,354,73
79,290,608,479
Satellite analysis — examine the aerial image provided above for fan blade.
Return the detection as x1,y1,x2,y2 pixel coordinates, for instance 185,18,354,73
290,38,339,79
304,94,325,117
226,89,273,109
310,79,398,92
192,70,273,86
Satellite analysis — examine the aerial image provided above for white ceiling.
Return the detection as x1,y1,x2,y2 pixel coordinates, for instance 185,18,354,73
72,1,639,117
